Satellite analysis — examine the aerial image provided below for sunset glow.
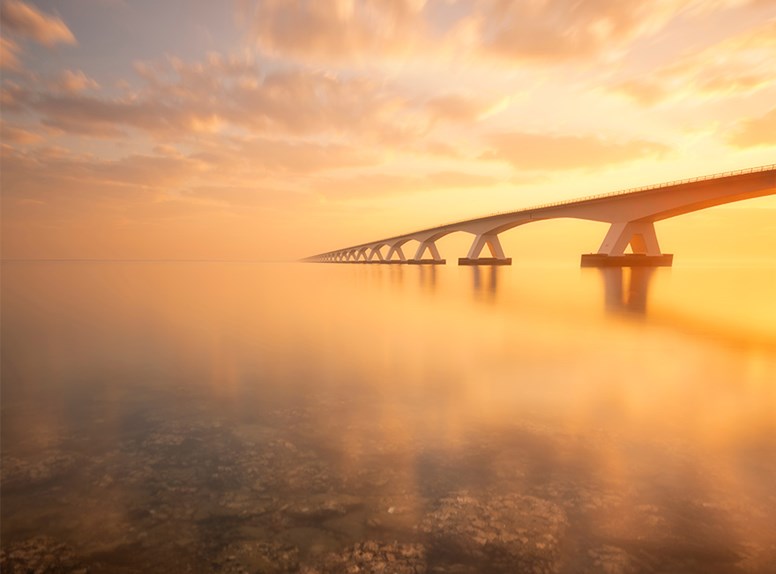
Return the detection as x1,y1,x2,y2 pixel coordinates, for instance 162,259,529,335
2,0,775,261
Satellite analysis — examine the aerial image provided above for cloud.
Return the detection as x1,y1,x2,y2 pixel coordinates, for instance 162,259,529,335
614,79,667,107
179,184,310,209
33,92,177,138
0,35,21,69
1,127,383,214
13,53,507,152
0,120,43,145
482,132,669,170
236,0,688,64
425,94,500,124
236,0,428,60
12,55,426,144
426,170,498,188
471,0,679,62
613,19,776,106
315,170,500,199
186,135,382,179
423,141,463,158
727,107,776,149
0,81,29,111
0,146,200,200
0,0,76,46
52,69,100,93
234,137,380,174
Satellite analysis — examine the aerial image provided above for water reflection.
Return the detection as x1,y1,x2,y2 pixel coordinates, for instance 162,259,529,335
389,263,404,286
1,262,775,573
471,265,499,302
418,264,437,292
598,267,656,315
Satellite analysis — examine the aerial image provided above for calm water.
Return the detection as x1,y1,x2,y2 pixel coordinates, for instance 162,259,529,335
1,261,775,573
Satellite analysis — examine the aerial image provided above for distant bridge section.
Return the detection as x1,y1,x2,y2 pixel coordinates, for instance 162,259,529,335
305,165,776,267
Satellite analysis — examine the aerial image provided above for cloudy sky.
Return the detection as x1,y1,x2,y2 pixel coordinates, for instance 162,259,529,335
1,0,775,260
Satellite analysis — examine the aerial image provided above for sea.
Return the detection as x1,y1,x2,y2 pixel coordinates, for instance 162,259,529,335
1,260,775,573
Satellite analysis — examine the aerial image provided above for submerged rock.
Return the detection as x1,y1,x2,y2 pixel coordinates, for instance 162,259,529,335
419,492,567,574
285,493,363,521
1,453,78,490
304,540,427,574
212,540,300,574
584,545,640,574
0,537,86,574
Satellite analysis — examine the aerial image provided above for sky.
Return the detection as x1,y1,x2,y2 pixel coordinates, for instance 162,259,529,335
1,0,775,261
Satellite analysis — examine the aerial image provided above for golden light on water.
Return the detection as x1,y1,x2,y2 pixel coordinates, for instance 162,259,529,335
2,260,776,570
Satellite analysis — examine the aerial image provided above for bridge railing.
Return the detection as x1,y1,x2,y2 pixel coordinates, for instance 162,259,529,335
433,163,776,229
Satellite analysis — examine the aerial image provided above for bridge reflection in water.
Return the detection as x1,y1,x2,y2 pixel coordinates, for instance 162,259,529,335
463,265,655,313
472,266,499,303
599,267,655,315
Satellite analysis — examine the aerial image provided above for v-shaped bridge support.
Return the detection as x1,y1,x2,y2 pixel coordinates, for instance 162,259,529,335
598,221,661,255
582,221,673,267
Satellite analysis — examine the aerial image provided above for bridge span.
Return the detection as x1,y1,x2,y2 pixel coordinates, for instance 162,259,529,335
306,165,776,267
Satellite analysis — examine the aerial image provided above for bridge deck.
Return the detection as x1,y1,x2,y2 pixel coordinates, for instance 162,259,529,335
308,164,776,264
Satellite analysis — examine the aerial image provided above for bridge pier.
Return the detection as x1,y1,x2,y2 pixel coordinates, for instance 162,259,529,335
366,245,385,263
582,221,673,267
385,243,408,263
581,253,673,267
458,233,512,265
410,240,446,264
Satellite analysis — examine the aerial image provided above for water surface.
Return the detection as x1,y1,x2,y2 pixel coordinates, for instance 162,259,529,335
2,261,775,573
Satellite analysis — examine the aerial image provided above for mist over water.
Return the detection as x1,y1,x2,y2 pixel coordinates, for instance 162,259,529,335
2,261,775,573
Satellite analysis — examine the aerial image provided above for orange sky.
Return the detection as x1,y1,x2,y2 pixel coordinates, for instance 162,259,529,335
1,0,775,261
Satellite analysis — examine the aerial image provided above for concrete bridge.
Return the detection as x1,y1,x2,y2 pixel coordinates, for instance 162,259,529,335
306,165,776,267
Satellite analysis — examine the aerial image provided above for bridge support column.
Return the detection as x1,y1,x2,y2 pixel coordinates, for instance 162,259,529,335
354,248,368,263
410,240,446,265
582,221,672,267
459,233,512,265
367,246,385,263
385,245,408,264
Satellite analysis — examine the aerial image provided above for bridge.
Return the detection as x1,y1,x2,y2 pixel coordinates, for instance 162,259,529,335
305,165,776,267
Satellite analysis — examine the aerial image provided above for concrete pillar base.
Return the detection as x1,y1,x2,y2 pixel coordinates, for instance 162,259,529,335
581,254,673,267
458,257,513,266
407,259,447,265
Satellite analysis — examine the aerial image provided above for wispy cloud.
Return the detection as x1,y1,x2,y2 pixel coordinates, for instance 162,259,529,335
613,18,776,106
0,119,43,145
0,0,76,46
8,50,512,154
236,0,428,60
481,132,669,170
235,0,688,64
51,69,100,93
468,0,681,62
0,35,21,70
727,107,776,149
314,170,501,199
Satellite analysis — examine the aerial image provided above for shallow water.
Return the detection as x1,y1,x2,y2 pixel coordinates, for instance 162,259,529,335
2,261,775,573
